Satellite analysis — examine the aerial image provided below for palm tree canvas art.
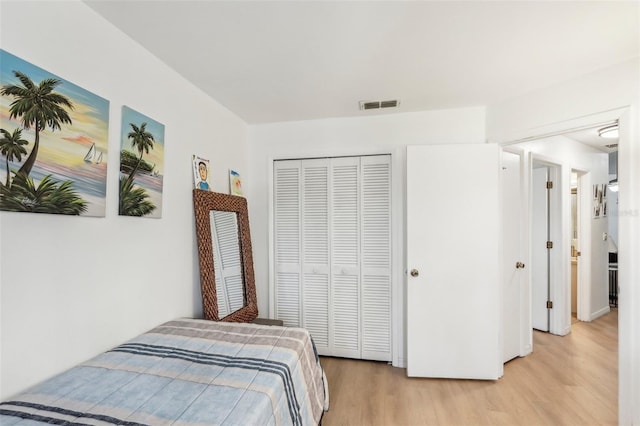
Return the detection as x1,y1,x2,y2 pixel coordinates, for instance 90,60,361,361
119,106,164,218
0,50,109,217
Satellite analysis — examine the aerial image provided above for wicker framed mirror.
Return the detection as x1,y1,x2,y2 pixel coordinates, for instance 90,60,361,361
193,189,258,322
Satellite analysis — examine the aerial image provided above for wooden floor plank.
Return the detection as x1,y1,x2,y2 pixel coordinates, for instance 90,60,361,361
320,309,617,426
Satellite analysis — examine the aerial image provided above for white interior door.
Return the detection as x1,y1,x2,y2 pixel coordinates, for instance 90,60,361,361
531,166,550,332
406,144,502,380
502,151,525,362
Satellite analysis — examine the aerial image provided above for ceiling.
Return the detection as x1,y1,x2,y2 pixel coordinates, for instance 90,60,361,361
564,124,619,153
85,1,639,124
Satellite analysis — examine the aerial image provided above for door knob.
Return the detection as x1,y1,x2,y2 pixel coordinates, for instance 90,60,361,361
516,262,525,269
410,269,419,277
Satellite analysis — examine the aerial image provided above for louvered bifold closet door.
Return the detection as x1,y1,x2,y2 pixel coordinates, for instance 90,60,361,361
330,157,361,358
301,159,331,352
274,155,391,361
274,160,302,327
360,155,392,361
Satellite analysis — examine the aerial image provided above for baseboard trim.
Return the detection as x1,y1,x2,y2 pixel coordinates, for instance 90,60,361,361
590,305,611,321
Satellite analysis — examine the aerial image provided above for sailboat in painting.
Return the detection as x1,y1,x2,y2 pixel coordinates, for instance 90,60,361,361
84,143,103,164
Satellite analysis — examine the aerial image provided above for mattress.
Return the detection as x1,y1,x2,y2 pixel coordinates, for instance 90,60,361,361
0,319,329,425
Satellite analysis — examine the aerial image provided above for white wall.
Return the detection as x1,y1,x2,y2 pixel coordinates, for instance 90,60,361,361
487,58,640,426
247,107,486,366
516,136,609,326
0,1,248,399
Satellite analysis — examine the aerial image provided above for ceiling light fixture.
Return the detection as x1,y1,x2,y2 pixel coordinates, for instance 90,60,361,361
598,124,619,139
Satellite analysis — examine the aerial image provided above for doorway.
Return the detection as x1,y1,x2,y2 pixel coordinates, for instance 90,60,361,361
570,169,588,324
570,172,579,322
499,111,629,421
510,128,612,337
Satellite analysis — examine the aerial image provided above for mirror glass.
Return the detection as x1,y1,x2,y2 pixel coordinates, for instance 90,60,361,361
193,189,258,322
210,210,245,317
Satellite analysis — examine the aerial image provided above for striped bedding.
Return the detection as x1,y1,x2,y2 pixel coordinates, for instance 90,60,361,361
0,319,329,425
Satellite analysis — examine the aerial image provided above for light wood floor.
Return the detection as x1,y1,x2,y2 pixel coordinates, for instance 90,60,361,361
320,309,617,426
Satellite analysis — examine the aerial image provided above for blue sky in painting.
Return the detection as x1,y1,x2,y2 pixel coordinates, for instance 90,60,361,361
1,49,109,122
120,105,165,173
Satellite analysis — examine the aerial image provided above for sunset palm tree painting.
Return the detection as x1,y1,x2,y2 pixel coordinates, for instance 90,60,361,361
119,106,164,218
0,49,109,216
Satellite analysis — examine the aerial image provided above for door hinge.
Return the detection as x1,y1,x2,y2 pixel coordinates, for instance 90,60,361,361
547,301,553,309
547,241,553,249
546,181,553,189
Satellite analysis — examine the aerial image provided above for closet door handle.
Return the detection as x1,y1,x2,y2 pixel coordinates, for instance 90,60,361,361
410,269,420,277
516,262,525,269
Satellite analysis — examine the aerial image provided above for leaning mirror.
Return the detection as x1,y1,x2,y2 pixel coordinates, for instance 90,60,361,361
193,189,258,322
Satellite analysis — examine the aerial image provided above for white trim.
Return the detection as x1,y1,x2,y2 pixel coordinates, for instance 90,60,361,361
390,146,405,368
576,171,592,323
615,108,637,426
519,151,533,357
496,107,627,147
267,156,276,319
520,151,535,356
589,305,611,322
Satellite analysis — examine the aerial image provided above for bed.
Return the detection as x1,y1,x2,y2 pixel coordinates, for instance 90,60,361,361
0,319,329,425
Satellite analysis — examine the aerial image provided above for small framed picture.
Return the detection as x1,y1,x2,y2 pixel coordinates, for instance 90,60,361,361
592,183,608,218
229,169,243,196
193,155,211,191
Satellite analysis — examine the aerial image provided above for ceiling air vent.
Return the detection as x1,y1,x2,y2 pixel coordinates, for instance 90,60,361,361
359,99,400,111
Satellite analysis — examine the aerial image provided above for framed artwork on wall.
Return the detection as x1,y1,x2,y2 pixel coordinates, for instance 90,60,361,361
229,169,243,196
593,183,607,218
119,106,164,218
193,155,211,191
0,49,109,217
